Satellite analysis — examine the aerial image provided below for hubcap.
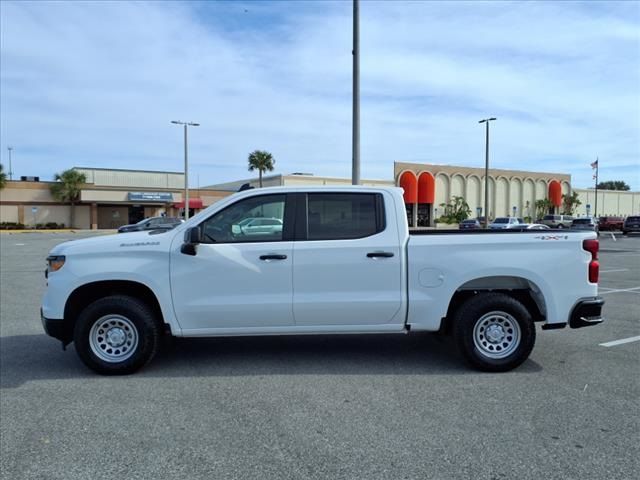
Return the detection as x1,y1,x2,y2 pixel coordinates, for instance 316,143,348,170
89,315,139,363
473,311,521,359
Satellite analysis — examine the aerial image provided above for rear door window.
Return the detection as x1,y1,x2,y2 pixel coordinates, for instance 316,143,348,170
306,193,384,240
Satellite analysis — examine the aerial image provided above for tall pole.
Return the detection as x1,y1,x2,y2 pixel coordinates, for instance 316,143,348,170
594,157,599,219
184,124,189,220
479,117,496,228
172,120,199,220
484,122,489,228
352,0,360,185
7,147,13,180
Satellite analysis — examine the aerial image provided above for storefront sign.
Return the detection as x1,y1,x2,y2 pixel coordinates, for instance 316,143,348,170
128,192,174,202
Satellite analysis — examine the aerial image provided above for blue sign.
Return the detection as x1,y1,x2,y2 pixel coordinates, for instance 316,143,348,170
128,192,174,202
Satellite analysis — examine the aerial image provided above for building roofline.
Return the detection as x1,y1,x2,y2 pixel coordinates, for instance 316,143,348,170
73,166,184,175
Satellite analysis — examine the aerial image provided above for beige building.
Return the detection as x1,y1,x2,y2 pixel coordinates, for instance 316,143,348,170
0,167,230,229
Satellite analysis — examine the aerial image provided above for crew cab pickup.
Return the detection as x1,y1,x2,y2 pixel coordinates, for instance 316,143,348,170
42,187,604,375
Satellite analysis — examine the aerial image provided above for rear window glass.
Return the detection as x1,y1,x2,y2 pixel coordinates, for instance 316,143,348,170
494,218,509,223
572,219,592,224
627,216,640,222
307,193,382,240
543,215,558,220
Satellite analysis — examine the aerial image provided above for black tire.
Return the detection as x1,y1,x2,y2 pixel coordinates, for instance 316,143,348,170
557,224,564,229
74,295,160,375
453,293,536,372
622,231,628,235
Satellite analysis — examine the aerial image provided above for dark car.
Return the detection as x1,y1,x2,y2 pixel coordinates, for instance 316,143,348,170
623,216,640,235
117,216,183,233
571,217,598,233
459,219,481,230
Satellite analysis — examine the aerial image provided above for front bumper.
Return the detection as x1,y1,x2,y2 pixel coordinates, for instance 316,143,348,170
569,297,605,328
41,308,73,345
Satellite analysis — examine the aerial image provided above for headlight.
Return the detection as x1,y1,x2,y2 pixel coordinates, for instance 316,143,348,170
46,255,66,273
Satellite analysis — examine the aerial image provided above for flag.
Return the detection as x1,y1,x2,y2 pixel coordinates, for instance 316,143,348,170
593,174,597,180
591,159,598,169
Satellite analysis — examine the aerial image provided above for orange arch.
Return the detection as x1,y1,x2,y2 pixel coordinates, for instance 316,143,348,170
399,171,418,204
418,172,435,204
549,180,562,207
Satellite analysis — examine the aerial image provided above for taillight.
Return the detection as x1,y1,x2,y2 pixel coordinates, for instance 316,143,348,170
583,239,599,283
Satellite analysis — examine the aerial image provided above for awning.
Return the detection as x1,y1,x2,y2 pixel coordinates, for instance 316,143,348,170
174,198,204,209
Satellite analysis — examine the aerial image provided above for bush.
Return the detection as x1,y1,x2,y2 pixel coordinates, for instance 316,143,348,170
0,222,26,230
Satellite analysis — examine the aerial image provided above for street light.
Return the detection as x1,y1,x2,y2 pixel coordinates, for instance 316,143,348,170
171,121,200,220
479,117,497,228
7,146,13,180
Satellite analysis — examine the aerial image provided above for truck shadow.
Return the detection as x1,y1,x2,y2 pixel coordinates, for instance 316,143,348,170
1,333,542,388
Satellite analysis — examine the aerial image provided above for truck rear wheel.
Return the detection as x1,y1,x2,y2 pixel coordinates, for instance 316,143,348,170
453,293,535,372
73,295,160,375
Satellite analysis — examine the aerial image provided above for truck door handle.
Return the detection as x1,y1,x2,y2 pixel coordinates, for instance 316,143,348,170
367,252,394,258
259,254,288,261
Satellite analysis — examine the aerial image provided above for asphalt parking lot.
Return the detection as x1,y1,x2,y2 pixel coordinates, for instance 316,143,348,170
1,231,638,480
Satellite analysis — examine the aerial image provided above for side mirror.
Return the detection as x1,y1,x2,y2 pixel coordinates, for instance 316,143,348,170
184,226,202,244
181,226,202,256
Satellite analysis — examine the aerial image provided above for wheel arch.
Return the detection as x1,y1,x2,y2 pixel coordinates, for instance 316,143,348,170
64,280,167,335
440,275,547,334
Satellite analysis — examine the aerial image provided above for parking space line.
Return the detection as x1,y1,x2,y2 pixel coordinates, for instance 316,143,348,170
600,336,640,347
599,287,640,295
600,269,629,273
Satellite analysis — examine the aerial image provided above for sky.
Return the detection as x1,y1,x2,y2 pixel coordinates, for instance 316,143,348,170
1,0,639,189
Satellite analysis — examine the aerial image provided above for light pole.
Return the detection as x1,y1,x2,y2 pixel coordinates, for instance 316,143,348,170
7,146,13,180
479,117,496,228
352,0,360,185
171,121,199,220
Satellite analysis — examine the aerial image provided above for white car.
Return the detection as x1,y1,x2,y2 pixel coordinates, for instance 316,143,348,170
489,217,522,229
42,186,604,375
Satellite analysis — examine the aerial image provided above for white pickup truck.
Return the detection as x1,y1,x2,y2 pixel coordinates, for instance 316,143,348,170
42,186,604,375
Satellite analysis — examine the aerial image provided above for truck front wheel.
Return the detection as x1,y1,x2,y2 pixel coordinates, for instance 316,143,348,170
73,295,160,375
453,293,535,372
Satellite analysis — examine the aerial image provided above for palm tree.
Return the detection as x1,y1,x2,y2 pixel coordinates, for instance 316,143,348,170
247,150,275,187
0,164,6,190
50,169,87,228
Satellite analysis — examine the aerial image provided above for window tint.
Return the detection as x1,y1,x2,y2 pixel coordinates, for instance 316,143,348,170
200,194,286,243
494,218,509,224
307,193,382,240
627,216,640,222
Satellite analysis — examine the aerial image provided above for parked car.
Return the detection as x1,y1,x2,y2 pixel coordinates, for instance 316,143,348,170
541,214,574,229
598,216,624,231
117,216,183,233
571,217,598,233
237,217,283,236
459,219,481,230
622,216,640,235
516,224,550,230
489,217,522,229
526,223,550,230
42,186,603,375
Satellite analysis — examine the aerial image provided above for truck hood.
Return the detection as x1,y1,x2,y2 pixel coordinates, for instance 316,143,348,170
49,229,179,256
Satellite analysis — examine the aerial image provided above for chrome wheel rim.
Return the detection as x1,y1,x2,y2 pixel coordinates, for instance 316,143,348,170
89,315,139,363
473,311,521,359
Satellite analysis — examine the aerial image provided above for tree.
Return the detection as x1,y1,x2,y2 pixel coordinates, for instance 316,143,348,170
596,180,630,191
247,150,275,187
0,164,6,190
561,192,582,215
437,196,471,224
535,199,552,221
50,169,87,228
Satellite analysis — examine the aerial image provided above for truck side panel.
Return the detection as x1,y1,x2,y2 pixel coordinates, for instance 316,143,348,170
406,231,597,331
